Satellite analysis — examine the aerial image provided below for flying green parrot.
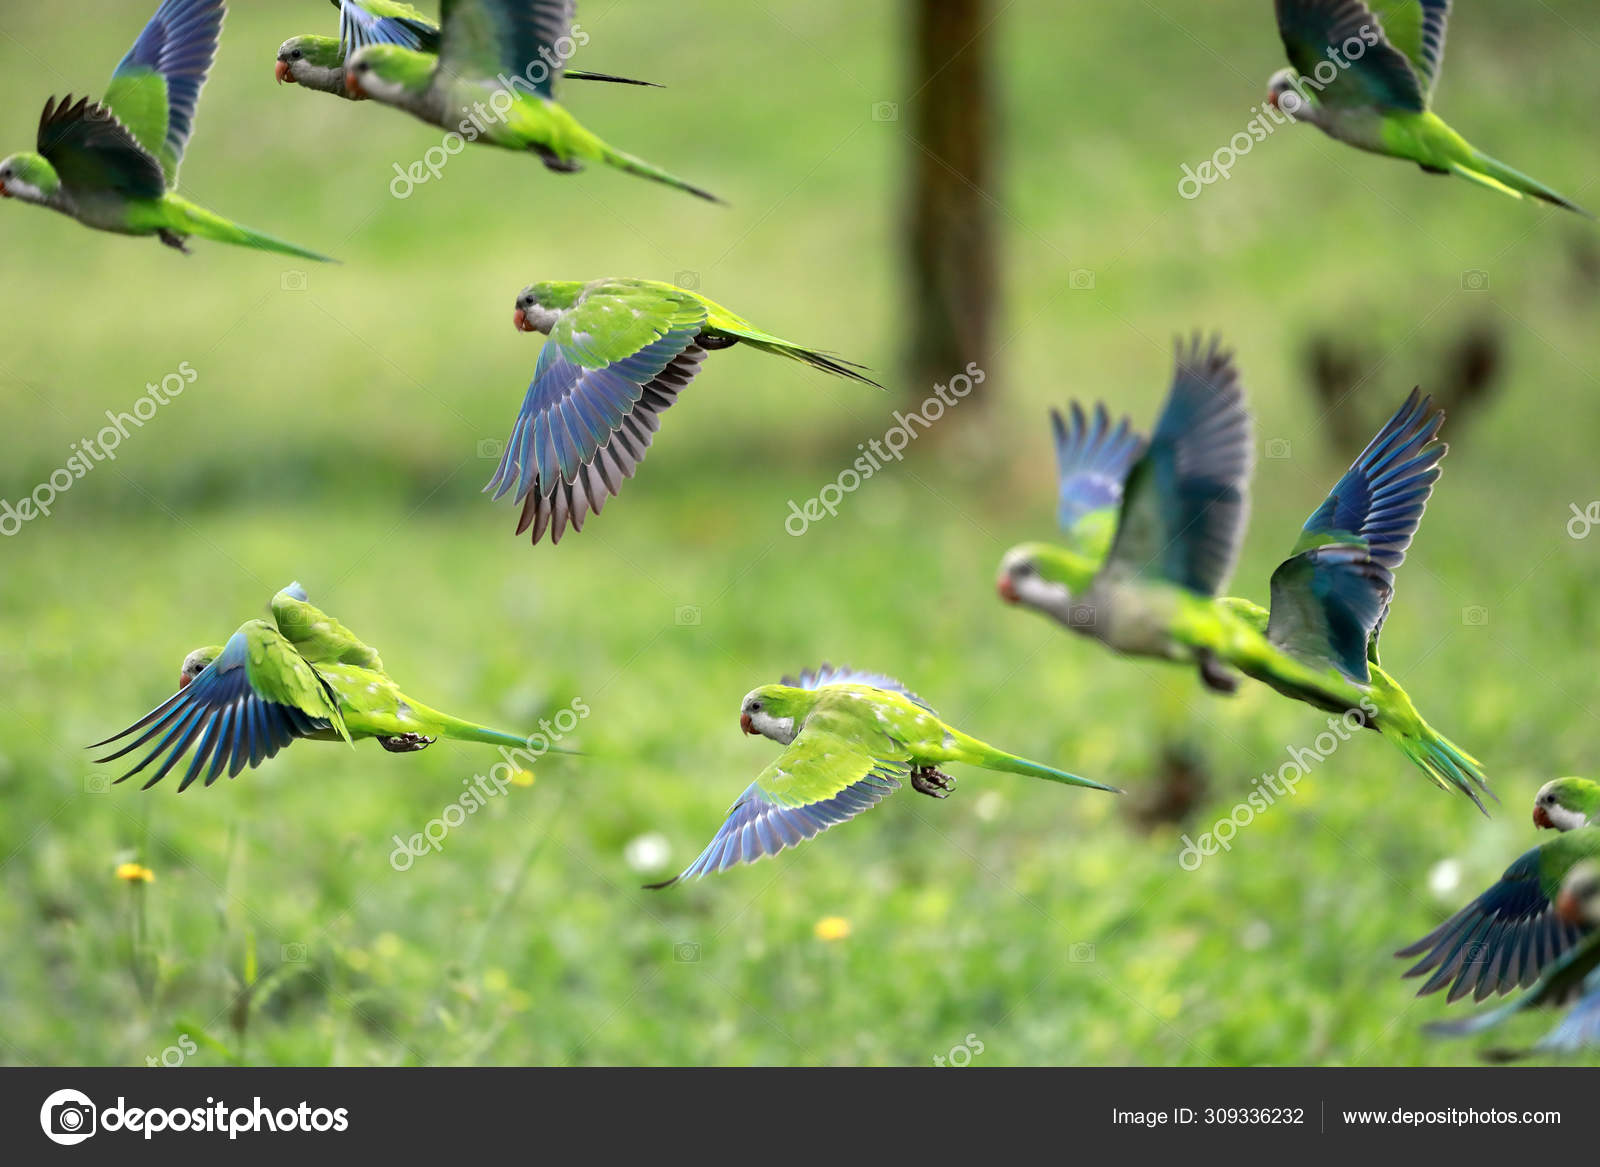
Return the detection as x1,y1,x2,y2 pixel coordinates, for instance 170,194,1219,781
1533,778,1600,832
1422,862,1600,1059
645,665,1119,888
998,368,1489,809
276,1,656,100
1267,0,1591,216
0,0,334,260
1396,826,1600,1002
343,0,718,201
90,583,568,791
491,278,879,544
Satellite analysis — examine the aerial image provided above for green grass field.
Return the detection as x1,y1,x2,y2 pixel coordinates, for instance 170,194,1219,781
2,0,1598,1066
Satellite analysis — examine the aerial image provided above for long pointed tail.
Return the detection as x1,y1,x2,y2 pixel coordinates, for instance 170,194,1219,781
598,144,724,204
1380,719,1493,814
405,702,583,756
170,198,338,262
565,70,662,88
1454,149,1594,218
727,334,884,387
980,749,1122,794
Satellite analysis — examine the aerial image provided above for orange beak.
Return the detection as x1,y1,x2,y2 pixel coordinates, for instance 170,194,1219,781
275,59,291,84
1267,90,1279,110
1557,885,1583,925
346,71,363,98
740,713,755,736
178,672,193,690
514,308,530,331
996,575,1018,604
0,180,10,199
1534,804,1554,830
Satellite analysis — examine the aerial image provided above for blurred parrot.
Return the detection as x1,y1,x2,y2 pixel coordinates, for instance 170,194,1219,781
998,372,1489,809
91,583,570,791
343,0,717,200
276,0,656,100
1396,826,1600,1002
1423,862,1600,1059
1267,0,1590,215
0,0,334,260
491,278,880,544
646,665,1119,888
1534,778,1600,832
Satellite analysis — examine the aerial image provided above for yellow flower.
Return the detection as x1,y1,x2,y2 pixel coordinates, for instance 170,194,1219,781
813,916,851,942
510,769,536,788
115,862,154,884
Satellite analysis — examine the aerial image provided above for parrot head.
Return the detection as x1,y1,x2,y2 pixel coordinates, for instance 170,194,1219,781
276,36,344,88
1555,862,1600,928
1265,69,1314,122
0,152,60,205
345,45,431,104
996,543,1087,623
513,284,568,334
178,646,224,690
1533,777,1600,832
739,685,808,745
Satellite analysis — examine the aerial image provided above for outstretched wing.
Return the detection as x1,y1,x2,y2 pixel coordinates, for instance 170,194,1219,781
1274,0,1427,113
1266,389,1445,678
648,725,908,888
335,0,440,55
37,95,166,199
1396,832,1599,1003
782,664,936,715
1050,402,1145,563
440,0,574,97
89,622,346,792
103,0,224,185
486,282,711,545
1367,0,1451,99
1103,335,1252,597
1424,933,1600,1044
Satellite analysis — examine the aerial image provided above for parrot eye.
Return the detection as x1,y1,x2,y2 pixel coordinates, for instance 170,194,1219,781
290,49,302,60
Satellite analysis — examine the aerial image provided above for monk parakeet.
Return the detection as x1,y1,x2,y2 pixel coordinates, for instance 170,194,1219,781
0,0,334,260
1534,778,1600,832
276,1,656,100
1267,0,1591,216
490,278,879,544
1422,862,1600,1059
91,583,565,791
343,0,717,201
1396,826,1600,1002
999,373,1489,809
646,665,1119,888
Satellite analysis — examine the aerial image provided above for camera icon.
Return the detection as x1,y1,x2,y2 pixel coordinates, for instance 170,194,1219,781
1463,941,1490,965
1069,605,1097,628
477,438,505,459
84,773,110,794
674,941,701,963
1265,438,1292,460
871,101,900,122
1461,606,1489,627
675,605,702,627
1069,942,1096,963
281,942,308,963
281,270,308,293
40,1089,97,1145
1461,269,1490,291
1069,269,1096,291
674,269,701,291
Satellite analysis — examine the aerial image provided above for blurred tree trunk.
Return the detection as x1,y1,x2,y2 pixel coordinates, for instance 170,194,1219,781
903,0,997,403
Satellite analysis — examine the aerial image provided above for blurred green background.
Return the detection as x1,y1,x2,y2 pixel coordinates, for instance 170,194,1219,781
2,0,1597,1067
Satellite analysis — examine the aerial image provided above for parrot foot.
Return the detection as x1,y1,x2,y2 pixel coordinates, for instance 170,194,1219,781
910,766,957,799
1196,650,1240,696
157,229,192,255
533,145,584,174
378,733,437,754
695,331,739,351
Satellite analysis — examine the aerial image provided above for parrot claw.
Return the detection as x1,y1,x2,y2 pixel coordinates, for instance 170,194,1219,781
910,766,957,799
157,229,192,255
378,733,437,754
